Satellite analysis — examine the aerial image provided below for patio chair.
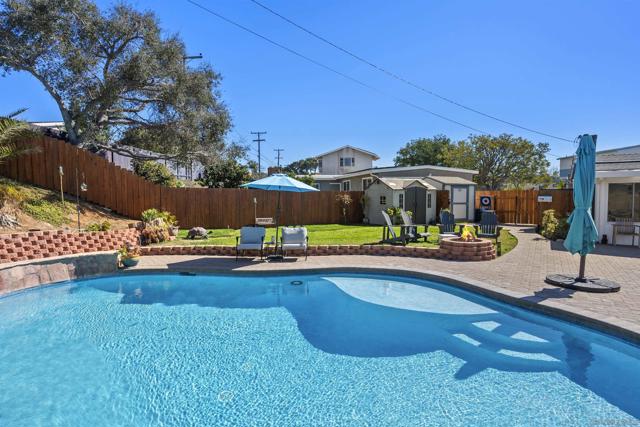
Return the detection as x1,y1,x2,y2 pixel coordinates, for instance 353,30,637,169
236,226,266,261
612,217,640,246
380,211,407,245
474,210,503,255
280,226,309,260
400,209,430,242
437,210,459,242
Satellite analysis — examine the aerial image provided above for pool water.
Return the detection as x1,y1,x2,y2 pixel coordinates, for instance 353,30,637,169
1,273,639,426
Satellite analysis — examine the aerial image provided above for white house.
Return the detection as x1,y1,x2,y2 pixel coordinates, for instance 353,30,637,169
560,144,640,245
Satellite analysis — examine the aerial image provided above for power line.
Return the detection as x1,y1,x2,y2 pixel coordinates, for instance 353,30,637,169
186,0,489,134
248,0,574,143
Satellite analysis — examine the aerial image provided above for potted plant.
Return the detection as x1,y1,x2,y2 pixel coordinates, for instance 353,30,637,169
118,244,140,268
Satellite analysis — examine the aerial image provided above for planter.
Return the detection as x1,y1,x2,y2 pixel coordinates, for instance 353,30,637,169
439,237,496,261
121,257,140,268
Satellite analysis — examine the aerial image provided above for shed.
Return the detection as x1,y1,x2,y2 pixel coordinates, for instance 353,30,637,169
364,177,437,225
423,176,477,220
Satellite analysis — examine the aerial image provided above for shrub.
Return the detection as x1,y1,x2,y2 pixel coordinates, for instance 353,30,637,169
133,160,178,187
86,221,111,232
141,208,162,223
141,209,176,226
541,209,569,240
140,226,169,245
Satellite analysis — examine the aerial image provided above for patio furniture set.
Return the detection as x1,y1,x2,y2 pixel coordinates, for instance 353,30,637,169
236,224,309,261
381,209,503,255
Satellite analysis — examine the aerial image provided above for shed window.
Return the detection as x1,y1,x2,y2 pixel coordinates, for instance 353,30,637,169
608,183,640,221
380,196,386,205
427,193,432,209
398,193,404,209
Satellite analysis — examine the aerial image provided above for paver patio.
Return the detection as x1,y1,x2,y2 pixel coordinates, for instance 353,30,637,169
132,226,640,341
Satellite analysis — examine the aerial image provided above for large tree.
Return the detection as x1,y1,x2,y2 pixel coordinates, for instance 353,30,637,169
198,159,251,188
283,157,319,175
0,0,231,162
443,134,550,189
394,135,452,166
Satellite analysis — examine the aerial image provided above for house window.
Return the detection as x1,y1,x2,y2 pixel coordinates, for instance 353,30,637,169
317,158,322,171
380,196,386,205
362,177,373,190
608,183,640,221
427,193,432,209
342,180,351,191
398,193,404,209
340,157,355,167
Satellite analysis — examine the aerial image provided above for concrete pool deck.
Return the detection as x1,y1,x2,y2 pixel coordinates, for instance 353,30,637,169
130,226,640,344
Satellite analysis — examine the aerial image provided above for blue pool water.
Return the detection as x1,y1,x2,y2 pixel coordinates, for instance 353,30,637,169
1,273,639,426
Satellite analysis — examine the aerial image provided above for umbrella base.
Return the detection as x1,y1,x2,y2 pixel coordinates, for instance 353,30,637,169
545,274,621,293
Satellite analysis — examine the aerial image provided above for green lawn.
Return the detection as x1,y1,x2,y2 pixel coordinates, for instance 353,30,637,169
157,224,518,255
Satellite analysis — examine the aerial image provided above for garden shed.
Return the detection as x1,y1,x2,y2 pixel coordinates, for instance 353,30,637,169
423,176,477,220
364,177,437,225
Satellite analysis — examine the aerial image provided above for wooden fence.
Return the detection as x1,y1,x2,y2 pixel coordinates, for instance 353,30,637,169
0,137,364,228
475,189,574,225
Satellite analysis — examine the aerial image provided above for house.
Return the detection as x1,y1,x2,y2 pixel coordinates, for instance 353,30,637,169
30,121,203,181
311,146,478,221
559,144,640,244
365,178,438,225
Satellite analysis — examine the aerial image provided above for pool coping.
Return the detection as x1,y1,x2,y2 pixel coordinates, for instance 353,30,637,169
120,264,640,347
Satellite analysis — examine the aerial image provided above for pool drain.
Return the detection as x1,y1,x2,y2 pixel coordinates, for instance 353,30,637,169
290,280,303,286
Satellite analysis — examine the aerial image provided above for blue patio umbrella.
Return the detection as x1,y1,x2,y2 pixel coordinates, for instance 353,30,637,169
241,174,318,254
545,135,620,292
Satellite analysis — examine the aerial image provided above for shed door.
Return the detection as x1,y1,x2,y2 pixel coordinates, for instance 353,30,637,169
452,186,468,220
405,187,426,224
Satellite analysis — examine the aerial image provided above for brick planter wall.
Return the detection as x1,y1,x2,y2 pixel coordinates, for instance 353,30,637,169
139,240,497,261
439,238,496,261
0,228,140,264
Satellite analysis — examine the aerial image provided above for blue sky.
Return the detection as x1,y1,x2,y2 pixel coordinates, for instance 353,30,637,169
1,0,638,168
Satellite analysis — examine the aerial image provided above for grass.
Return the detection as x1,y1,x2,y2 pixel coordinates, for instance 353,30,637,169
156,224,518,255
1,177,75,226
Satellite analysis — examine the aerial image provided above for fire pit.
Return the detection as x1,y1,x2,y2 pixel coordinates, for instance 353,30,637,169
439,237,496,261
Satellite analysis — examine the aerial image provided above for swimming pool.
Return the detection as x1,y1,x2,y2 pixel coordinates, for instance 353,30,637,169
1,273,639,426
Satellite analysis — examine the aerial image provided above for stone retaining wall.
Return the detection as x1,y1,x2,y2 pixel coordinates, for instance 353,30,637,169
0,252,119,295
0,228,139,264
140,238,497,261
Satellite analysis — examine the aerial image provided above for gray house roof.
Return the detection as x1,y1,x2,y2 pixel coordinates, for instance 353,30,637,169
315,145,380,160
596,153,640,171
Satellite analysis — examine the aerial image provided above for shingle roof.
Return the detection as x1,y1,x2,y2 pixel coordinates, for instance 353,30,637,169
596,153,640,171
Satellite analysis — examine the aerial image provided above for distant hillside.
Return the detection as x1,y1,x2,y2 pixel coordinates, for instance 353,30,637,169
0,177,134,232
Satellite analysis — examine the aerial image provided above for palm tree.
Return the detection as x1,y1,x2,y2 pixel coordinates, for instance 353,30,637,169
0,108,37,163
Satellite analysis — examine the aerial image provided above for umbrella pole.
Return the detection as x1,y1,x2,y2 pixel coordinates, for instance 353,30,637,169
577,255,587,281
275,191,281,253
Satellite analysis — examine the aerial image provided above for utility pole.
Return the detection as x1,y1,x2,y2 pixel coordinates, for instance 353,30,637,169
182,53,203,68
251,131,266,176
274,148,284,169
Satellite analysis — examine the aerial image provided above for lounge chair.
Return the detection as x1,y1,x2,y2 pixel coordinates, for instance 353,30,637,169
474,210,503,255
400,209,430,242
380,211,407,245
280,226,309,260
235,226,266,261
437,210,458,242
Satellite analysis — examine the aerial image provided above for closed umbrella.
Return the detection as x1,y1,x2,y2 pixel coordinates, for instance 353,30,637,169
545,134,620,292
241,174,319,257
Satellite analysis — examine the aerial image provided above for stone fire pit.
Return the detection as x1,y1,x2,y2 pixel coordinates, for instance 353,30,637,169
439,237,496,261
